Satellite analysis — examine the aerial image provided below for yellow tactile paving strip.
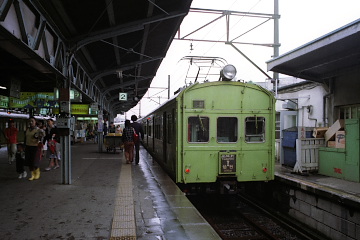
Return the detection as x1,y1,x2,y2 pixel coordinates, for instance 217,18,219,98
110,161,136,240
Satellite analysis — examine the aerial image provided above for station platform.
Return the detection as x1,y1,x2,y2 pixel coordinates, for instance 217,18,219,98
1,141,360,240
0,142,220,240
275,164,360,208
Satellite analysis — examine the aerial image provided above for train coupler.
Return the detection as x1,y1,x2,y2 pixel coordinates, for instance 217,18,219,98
219,180,238,194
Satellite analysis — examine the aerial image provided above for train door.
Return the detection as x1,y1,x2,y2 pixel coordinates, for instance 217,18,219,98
152,116,155,152
163,112,167,163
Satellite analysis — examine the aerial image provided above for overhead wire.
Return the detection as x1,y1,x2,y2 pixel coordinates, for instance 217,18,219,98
202,0,263,55
172,1,263,86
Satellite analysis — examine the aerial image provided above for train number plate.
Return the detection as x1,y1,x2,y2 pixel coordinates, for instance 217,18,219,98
220,154,236,174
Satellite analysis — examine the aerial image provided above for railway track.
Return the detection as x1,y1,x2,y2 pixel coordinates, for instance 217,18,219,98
188,194,318,240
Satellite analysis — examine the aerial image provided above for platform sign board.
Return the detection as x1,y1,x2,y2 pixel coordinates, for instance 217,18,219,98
119,92,127,101
0,95,9,108
9,92,57,108
90,103,98,115
71,104,89,115
90,103,98,111
98,114,103,132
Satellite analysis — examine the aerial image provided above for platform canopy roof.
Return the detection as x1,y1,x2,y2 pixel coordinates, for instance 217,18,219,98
0,0,192,114
267,18,360,83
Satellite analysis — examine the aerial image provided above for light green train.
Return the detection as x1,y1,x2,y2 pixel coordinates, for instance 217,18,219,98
141,66,276,194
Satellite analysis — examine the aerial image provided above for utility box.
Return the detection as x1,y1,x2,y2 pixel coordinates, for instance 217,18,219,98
344,119,359,182
319,119,360,182
319,147,346,178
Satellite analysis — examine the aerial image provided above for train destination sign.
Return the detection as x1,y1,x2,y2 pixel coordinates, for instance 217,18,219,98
220,154,236,174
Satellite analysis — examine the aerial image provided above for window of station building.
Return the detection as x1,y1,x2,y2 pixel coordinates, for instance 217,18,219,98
339,104,360,119
245,116,265,143
217,117,238,142
188,116,209,143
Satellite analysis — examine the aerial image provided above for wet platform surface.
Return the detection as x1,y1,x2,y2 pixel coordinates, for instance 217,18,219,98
0,141,121,239
0,142,220,240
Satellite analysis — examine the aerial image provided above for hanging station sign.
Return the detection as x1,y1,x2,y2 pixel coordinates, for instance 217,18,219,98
9,92,58,108
119,92,127,101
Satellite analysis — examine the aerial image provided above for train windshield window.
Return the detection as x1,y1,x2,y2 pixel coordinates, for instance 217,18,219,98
188,116,209,142
217,117,238,142
245,117,265,142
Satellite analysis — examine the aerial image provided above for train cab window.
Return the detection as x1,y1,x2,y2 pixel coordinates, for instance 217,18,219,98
188,116,209,142
245,117,265,143
217,117,238,142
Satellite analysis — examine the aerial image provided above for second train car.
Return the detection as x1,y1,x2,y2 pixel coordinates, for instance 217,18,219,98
140,65,276,193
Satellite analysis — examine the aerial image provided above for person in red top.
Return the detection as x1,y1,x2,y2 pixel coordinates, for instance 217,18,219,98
5,119,18,164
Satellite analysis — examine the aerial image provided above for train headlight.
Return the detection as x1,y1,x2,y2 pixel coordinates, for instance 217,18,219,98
220,64,237,81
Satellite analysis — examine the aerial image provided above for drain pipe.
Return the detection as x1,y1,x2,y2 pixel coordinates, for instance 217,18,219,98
323,79,334,127
323,93,332,127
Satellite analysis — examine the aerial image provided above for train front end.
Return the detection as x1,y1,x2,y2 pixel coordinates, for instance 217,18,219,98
176,65,276,194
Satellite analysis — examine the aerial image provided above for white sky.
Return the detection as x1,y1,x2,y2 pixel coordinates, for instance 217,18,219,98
125,0,360,118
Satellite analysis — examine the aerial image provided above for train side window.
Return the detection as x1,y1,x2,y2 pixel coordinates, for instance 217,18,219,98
217,117,237,142
188,116,209,143
245,116,265,143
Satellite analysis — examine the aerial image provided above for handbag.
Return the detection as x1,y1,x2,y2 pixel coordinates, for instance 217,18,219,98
133,129,139,143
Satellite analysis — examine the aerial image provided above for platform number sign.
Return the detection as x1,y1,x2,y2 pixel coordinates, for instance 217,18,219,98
119,92,127,101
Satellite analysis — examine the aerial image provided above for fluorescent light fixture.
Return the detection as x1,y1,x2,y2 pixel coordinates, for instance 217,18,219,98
0,86,7,89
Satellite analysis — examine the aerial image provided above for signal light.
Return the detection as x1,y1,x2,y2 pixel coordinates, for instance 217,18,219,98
185,168,190,174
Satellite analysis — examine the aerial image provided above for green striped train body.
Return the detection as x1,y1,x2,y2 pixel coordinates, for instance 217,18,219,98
141,80,275,192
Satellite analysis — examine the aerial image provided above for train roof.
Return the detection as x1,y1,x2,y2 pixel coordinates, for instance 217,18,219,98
140,80,275,120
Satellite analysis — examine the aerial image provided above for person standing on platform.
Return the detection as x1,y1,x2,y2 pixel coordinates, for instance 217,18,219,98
37,120,47,157
44,118,60,171
94,122,98,143
103,122,108,140
25,117,44,181
15,143,27,179
5,119,18,165
131,115,144,165
122,120,135,164
115,125,122,134
109,122,116,133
